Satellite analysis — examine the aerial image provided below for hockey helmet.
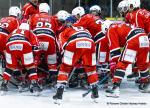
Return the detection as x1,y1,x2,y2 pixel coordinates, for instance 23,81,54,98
57,10,70,22
72,6,85,19
117,0,128,16
39,3,50,13
89,5,101,14
9,6,21,18
127,0,140,11
101,20,113,34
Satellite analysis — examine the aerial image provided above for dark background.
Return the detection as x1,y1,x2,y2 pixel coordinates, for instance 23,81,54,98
0,0,149,17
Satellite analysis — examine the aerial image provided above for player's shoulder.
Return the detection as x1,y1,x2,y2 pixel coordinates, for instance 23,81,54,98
139,8,149,14
83,14,94,19
31,13,40,19
23,2,31,9
63,27,72,32
0,17,8,21
0,16,16,22
52,15,58,19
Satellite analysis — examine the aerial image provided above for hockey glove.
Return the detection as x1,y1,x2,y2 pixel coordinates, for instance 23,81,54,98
109,61,117,77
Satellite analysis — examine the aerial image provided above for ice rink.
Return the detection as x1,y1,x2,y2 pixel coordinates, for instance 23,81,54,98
0,65,150,108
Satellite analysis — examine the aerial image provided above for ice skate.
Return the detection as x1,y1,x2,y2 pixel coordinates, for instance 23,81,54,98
18,82,29,93
139,78,150,93
106,83,120,98
53,84,65,105
90,84,99,103
29,80,42,96
0,80,8,95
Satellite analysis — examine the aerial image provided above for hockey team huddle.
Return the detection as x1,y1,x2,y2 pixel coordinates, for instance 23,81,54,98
0,0,150,104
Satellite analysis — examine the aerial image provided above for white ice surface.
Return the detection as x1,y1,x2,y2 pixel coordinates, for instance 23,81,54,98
0,65,150,108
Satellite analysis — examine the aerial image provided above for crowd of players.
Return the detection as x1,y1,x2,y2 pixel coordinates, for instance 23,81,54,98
0,0,150,104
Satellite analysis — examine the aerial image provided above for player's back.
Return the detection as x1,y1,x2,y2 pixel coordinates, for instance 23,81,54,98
30,13,57,34
59,26,92,47
8,29,30,41
0,16,20,34
22,2,39,19
108,23,131,47
73,14,102,37
125,9,150,33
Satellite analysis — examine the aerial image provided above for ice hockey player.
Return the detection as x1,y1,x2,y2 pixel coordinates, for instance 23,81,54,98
0,6,21,54
72,5,105,62
72,6,102,37
53,17,99,104
117,0,139,81
30,3,58,85
72,5,110,86
118,0,150,81
73,5,109,84
52,10,71,68
0,23,42,94
101,20,149,97
22,0,39,23
125,0,150,66
0,6,21,74
125,0,150,35
55,10,70,36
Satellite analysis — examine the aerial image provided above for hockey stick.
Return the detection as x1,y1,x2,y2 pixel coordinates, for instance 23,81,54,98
38,66,76,82
82,74,109,97
68,67,76,82
0,74,19,88
37,67,49,74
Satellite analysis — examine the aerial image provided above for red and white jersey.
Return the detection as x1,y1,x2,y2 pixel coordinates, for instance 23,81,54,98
125,9,150,34
0,33,7,54
7,29,39,47
52,15,67,37
30,13,59,65
106,23,148,63
106,23,131,62
73,14,102,37
22,2,39,22
0,16,20,53
95,31,110,64
59,26,92,49
57,27,98,85
0,16,20,34
30,13,58,37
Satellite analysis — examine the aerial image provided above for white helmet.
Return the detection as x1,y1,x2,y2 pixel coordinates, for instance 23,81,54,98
56,10,70,21
19,23,30,30
101,20,113,34
39,3,50,13
72,6,85,17
127,0,140,11
9,6,21,17
90,5,101,14
117,0,128,14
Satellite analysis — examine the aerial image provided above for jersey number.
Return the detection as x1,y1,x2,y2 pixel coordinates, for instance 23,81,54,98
73,26,84,31
36,22,52,28
0,22,9,28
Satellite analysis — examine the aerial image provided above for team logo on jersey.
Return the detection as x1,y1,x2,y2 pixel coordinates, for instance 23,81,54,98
76,41,91,48
9,44,23,51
